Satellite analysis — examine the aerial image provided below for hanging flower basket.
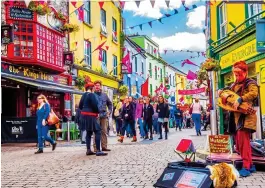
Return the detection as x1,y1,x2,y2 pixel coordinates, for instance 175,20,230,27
28,1,51,16
61,23,80,33
201,58,220,72
118,85,128,96
56,11,68,22
75,76,85,90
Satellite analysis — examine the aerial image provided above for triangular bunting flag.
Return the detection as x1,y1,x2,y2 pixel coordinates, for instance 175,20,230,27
135,1,141,8
24,0,31,7
164,50,167,54
165,13,171,17
192,4,197,9
99,1,104,9
150,0,155,8
174,9,178,14
75,42,78,48
137,48,141,53
148,21,152,28
165,0,170,8
122,47,126,52
158,18,163,24
181,0,185,6
98,49,103,61
130,26,134,30
71,1,77,8
92,41,106,53
154,48,157,54
106,46,109,50
74,10,78,16
119,1,126,9
185,6,190,11
139,24,143,30
100,35,103,40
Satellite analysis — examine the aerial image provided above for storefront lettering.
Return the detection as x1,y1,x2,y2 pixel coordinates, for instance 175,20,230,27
10,7,33,20
220,39,259,69
209,135,231,154
9,65,19,74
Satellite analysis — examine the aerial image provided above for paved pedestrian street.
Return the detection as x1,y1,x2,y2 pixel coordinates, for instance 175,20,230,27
1,128,265,188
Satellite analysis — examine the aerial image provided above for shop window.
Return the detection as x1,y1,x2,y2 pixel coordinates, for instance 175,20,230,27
112,18,117,42
219,3,227,39
84,1,91,24
13,21,34,58
84,40,91,68
100,9,107,35
155,66,158,80
113,55,118,76
248,4,262,25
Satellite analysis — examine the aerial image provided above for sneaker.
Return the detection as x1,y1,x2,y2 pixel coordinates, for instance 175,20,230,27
250,165,256,173
239,168,251,177
96,151,108,156
86,150,96,155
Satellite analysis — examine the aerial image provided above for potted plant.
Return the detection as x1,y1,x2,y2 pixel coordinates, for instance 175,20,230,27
56,11,68,22
201,58,220,72
75,76,85,90
28,1,51,16
61,23,80,33
118,85,128,96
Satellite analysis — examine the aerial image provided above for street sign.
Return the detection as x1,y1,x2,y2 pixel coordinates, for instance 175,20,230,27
256,20,265,52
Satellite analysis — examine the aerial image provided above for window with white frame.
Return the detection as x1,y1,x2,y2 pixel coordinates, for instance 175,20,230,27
151,45,154,55
141,60,144,75
101,49,107,73
84,40,91,68
248,3,262,24
134,57,137,73
173,75,175,86
112,18,117,42
147,43,150,53
219,3,227,39
84,1,91,24
100,9,107,34
113,55,118,76
169,74,172,85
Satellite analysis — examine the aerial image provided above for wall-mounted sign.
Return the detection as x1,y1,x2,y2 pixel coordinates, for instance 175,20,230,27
256,20,265,52
63,52,74,66
1,25,14,44
260,65,265,84
178,87,206,95
1,62,68,85
9,7,33,20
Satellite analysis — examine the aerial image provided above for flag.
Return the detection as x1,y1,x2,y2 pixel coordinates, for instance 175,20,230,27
181,59,199,67
141,78,149,97
105,46,109,50
179,96,184,102
150,0,155,8
192,4,197,9
139,24,143,30
155,83,164,93
187,70,197,80
135,0,141,8
165,13,171,17
148,21,152,28
99,1,104,9
158,18,163,24
137,48,141,53
71,1,77,8
92,41,106,53
174,9,178,14
154,48,157,54
181,0,185,6
77,7,84,21
185,7,190,11
165,0,170,8
98,49,103,61
122,52,132,74
119,1,126,9
164,50,167,54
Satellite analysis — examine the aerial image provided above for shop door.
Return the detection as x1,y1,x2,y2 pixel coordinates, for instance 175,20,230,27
2,88,17,117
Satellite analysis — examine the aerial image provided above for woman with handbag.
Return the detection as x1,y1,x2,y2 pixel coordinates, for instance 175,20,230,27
190,98,203,136
35,94,57,154
156,96,170,140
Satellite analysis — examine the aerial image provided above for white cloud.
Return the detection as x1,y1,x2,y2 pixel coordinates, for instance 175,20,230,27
124,0,196,19
151,32,206,51
186,6,206,29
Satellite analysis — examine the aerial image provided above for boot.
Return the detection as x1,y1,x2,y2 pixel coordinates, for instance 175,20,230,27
165,132,168,140
118,136,124,143
86,149,96,155
199,130,202,136
131,136,137,142
52,143,57,151
34,149,43,154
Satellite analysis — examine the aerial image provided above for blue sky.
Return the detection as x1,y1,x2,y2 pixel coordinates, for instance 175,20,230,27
122,0,207,73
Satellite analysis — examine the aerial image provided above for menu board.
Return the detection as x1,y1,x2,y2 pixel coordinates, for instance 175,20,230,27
174,171,207,188
209,135,231,153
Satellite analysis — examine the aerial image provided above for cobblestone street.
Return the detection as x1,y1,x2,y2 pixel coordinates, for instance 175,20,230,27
2,128,265,188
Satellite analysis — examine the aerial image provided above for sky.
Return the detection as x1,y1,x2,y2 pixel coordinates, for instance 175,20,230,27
122,0,207,73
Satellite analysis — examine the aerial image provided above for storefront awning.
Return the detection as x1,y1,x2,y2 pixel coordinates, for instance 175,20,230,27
2,74,84,95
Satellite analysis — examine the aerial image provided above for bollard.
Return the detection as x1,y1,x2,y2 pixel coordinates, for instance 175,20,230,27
210,110,217,135
67,121,70,142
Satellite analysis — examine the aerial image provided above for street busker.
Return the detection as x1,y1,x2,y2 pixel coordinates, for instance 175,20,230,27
220,61,258,177
93,80,112,152
135,98,145,138
190,98,203,136
174,104,183,131
118,96,137,143
79,79,107,156
142,96,154,140
35,94,57,154
156,95,170,140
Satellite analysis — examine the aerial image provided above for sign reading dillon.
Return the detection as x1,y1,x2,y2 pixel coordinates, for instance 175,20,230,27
10,7,33,20
209,135,231,153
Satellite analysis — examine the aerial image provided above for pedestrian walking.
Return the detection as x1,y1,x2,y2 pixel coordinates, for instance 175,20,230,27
185,111,192,128
156,96,170,140
142,96,154,140
118,96,137,143
79,80,107,156
93,80,112,152
174,104,183,131
152,102,159,134
135,97,145,138
35,94,57,154
113,100,123,136
75,107,86,144
128,96,137,136
190,98,203,136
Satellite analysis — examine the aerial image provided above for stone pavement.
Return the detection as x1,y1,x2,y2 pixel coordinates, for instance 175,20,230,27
1,128,265,188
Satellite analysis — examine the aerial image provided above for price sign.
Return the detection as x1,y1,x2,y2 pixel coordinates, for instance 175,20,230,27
174,171,207,188
209,135,231,153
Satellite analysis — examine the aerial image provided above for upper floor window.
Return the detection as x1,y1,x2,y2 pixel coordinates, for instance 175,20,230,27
248,3,262,24
160,68,163,82
101,49,107,73
113,55,118,76
173,76,175,85
134,57,138,73
141,60,144,75
169,74,172,85
150,45,154,55
219,3,227,39
84,40,91,68
112,18,117,42
100,9,107,34
155,66,157,80
84,1,91,24
149,62,152,77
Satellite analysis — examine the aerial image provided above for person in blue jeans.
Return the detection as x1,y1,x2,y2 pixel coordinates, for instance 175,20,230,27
35,94,57,154
174,105,183,131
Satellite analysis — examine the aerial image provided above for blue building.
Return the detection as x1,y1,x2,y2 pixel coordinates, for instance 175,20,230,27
123,37,147,98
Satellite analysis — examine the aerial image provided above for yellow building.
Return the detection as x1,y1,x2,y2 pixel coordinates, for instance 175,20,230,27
69,1,123,106
206,1,265,134
175,69,192,105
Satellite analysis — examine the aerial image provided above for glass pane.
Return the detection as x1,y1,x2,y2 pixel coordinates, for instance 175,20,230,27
27,24,33,33
220,5,224,24
21,23,26,32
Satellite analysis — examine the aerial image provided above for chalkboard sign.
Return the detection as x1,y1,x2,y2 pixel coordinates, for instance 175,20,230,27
209,135,231,154
10,7,33,20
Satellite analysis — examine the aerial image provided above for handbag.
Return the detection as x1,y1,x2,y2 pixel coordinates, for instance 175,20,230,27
189,104,193,115
47,108,60,126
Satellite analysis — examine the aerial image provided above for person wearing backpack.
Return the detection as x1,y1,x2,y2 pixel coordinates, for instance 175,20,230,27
113,100,123,136
156,95,170,140
190,98,203,136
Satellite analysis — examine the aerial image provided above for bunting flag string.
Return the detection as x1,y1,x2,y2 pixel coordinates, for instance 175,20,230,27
164,49,205,54
125,3,198,31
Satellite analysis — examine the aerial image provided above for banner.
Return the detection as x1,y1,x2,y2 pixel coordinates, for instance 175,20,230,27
121,52,132,74
178,87,206,95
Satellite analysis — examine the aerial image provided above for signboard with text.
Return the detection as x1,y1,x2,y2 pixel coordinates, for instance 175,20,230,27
63,52,74,65
174,171,207,188
209,135,231,154
256,20,265,52
9,7,34,20
1,62,68,86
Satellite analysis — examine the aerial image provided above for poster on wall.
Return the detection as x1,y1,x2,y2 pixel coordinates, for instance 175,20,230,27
1,25,14,44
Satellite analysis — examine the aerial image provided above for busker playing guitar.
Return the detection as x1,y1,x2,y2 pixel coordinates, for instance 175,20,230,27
219,61,258,177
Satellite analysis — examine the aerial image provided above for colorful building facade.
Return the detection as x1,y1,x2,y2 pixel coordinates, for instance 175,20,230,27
206,1,265,134
69,1,123,108
175,69,191,104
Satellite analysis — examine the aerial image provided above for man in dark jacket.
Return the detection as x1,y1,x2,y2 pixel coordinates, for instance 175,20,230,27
93,80,113,152
142,96,154,140
174,105,183,131
156,96,169,140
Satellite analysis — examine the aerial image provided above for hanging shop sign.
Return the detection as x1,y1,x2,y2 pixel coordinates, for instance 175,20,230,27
9,7,34,20
1,25,14,44
1,62,68,85
260,65,265,84
63,52,74,66
220,39,259,69
178,87,206,95
256,20,265,52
